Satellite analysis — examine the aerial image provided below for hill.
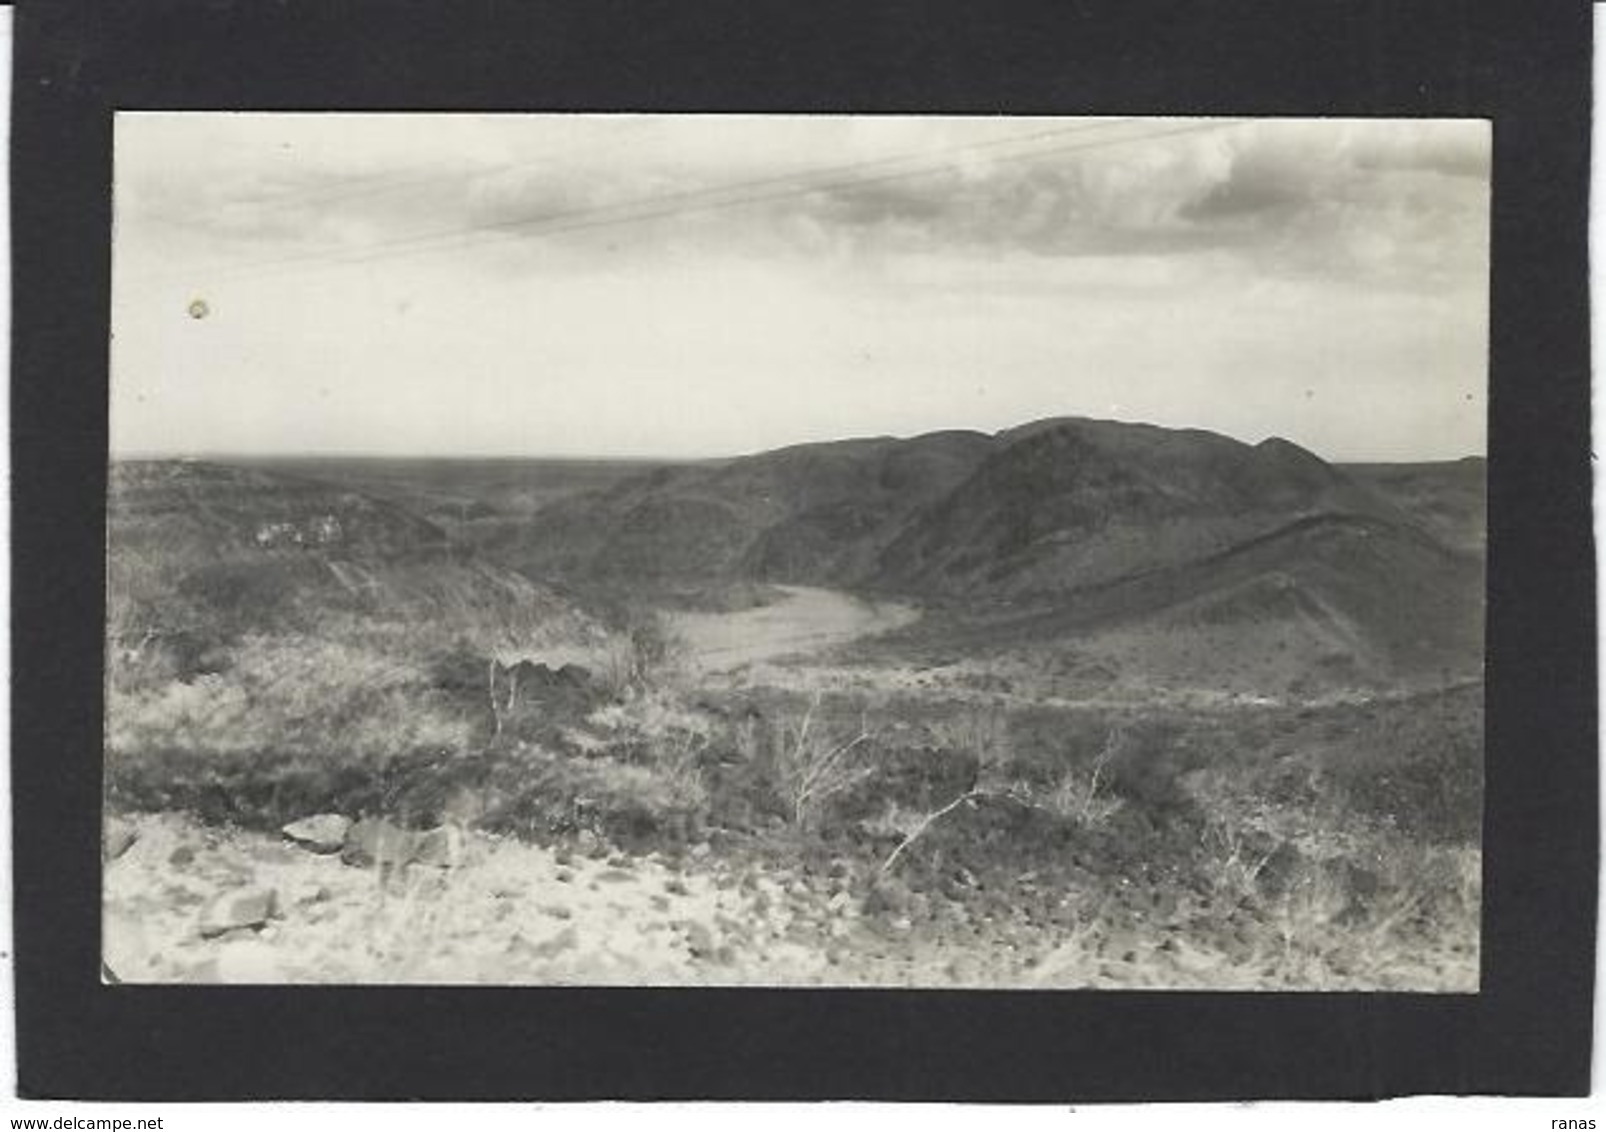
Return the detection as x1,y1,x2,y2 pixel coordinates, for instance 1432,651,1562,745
492,416,1482,688
490,430,994,591
107,460,600,669
1343,458,1487,553
876,419,1406,598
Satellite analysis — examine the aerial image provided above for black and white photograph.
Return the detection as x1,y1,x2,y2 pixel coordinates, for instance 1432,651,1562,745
102,112,1489,991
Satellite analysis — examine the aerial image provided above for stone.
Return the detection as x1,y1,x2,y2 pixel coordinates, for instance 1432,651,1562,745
103,820,138,861
168,845,196,867
289,881,331,906
683,921,716,957
412,825,462,869
529,926,579,960
197,886,280,938
341,818,417,869
103,909,151,982
282,813,352,854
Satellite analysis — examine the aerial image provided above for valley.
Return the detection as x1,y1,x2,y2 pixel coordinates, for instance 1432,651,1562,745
102,416,1485,990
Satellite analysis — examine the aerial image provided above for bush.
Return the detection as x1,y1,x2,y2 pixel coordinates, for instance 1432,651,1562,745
749,697,878,832
472,743,708,847
600,610,688,698
1104,719,1193,808
105,635,474,827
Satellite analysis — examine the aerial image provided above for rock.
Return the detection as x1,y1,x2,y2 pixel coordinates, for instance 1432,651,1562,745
198,887,280,938
211,926,261,944
103,909,151,981
412,825,462,869
828,891,853,915
597,869,634,884
557,662,593,687
557,728,608,757
539,903,573,920
529,926,579,960
554,868,574,884
283,814,352,854
683,922,716,957
168,845,196,867
289,881,331,907
341,818,417,868
162,882,206,910
104,821,138,861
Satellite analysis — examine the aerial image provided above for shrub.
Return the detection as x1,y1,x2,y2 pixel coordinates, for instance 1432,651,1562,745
1104,719,1192,808
473,743,707,846
762,696,877,831
600,610,688,698
105,635,474,827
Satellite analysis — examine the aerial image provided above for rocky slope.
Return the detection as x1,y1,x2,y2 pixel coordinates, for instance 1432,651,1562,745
102,811,1476,990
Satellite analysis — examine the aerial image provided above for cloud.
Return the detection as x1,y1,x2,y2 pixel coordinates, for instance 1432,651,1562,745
116,115,1489,300
110,115,1490,461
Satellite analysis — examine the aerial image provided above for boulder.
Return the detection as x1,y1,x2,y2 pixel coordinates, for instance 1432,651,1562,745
283,813,352,854
556,663,594,688
340,818,417,868
103,820,138,861
198,886,280,938
289,881,332,906
411,825,462,869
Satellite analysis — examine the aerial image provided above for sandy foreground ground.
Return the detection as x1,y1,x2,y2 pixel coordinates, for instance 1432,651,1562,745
102,812,1474,990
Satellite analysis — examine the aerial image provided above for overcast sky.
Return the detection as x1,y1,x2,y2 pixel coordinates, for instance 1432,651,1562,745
111,113,1489,461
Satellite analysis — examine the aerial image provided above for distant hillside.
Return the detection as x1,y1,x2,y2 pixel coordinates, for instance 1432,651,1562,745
107,460,600,656
1343,459,1487,554
506,416,1431,602
492,416,1483,686
492,430,995,590
876,419,1405,598
917,511,1483,690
